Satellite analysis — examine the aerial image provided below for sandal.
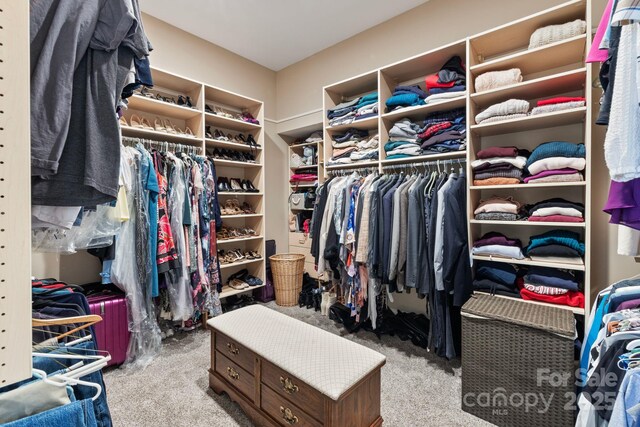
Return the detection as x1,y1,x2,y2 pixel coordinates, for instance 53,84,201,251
141,118,154,130
228,278,249,290
163,119,177,134
119,116,129,127
154,118,166,132
249,251,261,259
130,114,144,128
184,127,196,138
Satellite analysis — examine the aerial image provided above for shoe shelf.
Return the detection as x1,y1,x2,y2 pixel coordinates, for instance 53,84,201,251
127,94,201,120
219,282,266,299
217,235,264,245
212,158,261,168
221,214,263,219
205,112,262,132
120,125,202,146
219,258,265,270
205,138,262,152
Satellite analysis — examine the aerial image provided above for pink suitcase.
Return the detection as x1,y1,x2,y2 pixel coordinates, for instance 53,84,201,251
88,294,130,366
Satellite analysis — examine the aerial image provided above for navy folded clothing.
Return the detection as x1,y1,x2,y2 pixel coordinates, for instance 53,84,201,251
333,129,369,143
475,261,518,286
526,198,585,216
327,98,361,119
523,266,581,291
525,229,585,256
473,279,522,298
422,108,466,127
428,85,466,95
526,244,582,258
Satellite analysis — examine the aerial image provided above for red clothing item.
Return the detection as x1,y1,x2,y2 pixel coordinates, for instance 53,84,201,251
517,278,585,308
425,74,455,90
528,215,585,223
536,96,586,107
418,121,451,140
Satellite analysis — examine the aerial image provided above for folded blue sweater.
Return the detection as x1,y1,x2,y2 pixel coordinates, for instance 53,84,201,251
385,93,422,109
526,142,586,167
525,230,585,256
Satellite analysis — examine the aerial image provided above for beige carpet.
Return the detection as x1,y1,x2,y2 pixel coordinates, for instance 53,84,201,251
104,302,492,427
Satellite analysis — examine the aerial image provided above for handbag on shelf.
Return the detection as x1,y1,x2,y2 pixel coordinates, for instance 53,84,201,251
289,192,304,210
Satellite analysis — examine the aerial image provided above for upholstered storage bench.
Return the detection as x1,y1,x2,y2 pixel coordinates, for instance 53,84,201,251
207,305,386,427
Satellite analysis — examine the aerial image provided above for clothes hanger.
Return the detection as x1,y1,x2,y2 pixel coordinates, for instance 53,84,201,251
32,314,102,342
32,368,103,401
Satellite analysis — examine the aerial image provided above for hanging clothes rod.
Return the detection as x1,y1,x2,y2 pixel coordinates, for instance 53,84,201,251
122,136,203,155
381,157,466,171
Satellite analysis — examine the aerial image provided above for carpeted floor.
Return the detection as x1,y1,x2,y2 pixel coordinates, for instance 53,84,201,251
104,302,492,427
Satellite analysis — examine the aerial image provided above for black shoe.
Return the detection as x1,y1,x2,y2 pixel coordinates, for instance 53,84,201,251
246,134,260,148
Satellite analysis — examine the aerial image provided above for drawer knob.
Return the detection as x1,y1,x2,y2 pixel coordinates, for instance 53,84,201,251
227,367,239,380
280,406,299,425
227,342,239,355
280,376,299,394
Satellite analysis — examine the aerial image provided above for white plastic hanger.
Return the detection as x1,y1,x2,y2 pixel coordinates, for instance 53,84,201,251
32,368,103,401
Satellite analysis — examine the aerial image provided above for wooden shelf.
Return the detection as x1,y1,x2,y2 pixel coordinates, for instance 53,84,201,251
205,112,262,132
326,116,378,132
470,107,586,136
219,258,264,270
120,125,203,145
218,192,264,196
381,151,466,165
325,161,379,171
470,220,586,228
470,34,587,77
212,158,261,168
324,70,378,99
469,0,586,65
291,207,314,211
221,214,263,219
290,165,319,171
381,96,466,122
205,138,261,151
472,255,585,271
219,282,266,299
127,95,201,120
204,85,262,111
290,183,317,188
470,68,586,107
217,235,263,245
474,292,585,315
470,181,586,190
290,141,322,149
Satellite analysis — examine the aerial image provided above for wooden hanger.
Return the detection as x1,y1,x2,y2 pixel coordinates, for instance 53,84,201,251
32,314,102,341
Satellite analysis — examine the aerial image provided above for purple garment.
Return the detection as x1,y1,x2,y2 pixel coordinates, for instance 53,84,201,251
523,168,582,183
473,162,521,172
473,232,522,248
604,178,640,230
615,298,640,311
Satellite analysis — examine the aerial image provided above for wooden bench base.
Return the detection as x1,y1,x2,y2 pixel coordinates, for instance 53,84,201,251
208,330,384,427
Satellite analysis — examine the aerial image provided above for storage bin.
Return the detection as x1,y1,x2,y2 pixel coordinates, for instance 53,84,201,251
461,293,575,427
269,253,305,306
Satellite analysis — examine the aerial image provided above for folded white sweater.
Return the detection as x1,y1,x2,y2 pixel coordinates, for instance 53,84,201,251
527,156,586,175
475,68,523,92
471,156,528,170
528,19,587,49
475,99,530,123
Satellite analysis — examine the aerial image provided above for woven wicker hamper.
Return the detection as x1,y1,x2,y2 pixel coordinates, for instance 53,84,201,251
269,254,305,306
461,294,576,427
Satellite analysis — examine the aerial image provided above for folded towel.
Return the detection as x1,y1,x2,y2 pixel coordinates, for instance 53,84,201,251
475,99,530,123
530,101,585,115
528,19,587,49
475,68,523,92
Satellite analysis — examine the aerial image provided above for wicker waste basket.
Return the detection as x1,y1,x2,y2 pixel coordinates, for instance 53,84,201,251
269,254,305,307
461,293,576,427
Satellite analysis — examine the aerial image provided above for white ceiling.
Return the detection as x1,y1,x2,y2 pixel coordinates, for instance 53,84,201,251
140,0,429,71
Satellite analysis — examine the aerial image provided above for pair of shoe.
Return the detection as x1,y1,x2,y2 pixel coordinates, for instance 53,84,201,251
217,226,257,240
227,269,263,289
210,148,255,163
219,249,262,264
217,177,259,193
137,87,196,109
221,199,255,215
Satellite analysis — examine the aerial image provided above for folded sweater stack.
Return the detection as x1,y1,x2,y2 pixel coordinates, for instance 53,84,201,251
517,266,584,308
385,85,428,112
526,197,585,223
528,19,587,50
524,141,585,184
384,118,422,159
418,108,466,155
327,92,378,127
531,96,586,116
328,128,370,165
475,99,530,124
472,145,529,186
475,68,523,93
524,229,585,265
424,56,466,97
472,231,525,260
473,261,521,298
474,195,523,221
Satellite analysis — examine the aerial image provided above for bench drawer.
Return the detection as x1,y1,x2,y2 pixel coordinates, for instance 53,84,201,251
215,352,254,400
215,332,254,373
261,384,321,427
261,360,325,423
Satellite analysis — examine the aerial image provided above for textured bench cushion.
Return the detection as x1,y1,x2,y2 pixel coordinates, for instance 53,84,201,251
207,305,386,400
